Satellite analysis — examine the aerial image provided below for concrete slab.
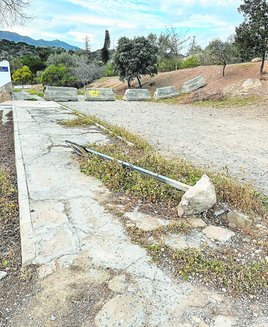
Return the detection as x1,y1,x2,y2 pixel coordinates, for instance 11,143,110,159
85,88,115,101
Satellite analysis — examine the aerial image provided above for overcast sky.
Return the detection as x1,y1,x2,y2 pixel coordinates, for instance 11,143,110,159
6,0,243,50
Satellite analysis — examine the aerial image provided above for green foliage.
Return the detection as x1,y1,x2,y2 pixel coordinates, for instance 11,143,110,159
22,55,46,74
12,65,32,85
204,38,240,76
114,36,158,87
157,58,179,72
180,56,199,69
104,62,116,77
40,64,76,87
235,0,268,73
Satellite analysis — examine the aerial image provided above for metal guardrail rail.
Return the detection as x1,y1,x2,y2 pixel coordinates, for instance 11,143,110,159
65,140,190,192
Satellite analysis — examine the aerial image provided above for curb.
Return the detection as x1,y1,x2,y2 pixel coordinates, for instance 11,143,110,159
13,105,36,266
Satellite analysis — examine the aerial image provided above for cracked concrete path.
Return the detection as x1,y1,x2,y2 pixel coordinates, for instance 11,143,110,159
12,100,267,326
65,100,268,195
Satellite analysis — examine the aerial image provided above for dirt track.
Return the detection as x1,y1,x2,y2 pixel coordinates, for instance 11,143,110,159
66,100,268,195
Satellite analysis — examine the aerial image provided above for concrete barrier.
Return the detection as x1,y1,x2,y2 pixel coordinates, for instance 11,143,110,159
85,88,115,101
154,86,180,99
123,89,151,101
44,86,78,102
181,76,206,94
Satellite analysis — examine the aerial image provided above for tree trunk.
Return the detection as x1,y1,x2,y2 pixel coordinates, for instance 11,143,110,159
127,77,131,88
222,61,226,77
137,76,142,88
260,50,266,75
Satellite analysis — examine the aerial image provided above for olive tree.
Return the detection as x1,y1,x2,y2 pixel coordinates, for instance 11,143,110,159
113,36,158,87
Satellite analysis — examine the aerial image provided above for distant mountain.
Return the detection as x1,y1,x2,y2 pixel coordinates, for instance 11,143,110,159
0,31,80,51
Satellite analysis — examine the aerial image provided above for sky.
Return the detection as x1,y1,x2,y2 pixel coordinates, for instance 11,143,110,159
6,0,244,50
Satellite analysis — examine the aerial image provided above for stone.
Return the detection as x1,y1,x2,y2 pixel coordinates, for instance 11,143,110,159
226,210,252,230
108,275,128,293
124,211,171,231
251,57,262,62
85,88,115,101
95,294,145,327
44,86,78,102
187,218,207,228
0,271,7,280
177,175,217,217
163,234,201,251
203,226,235,243
123,89,150,101
154,86,180,99
242,78,262,89
181,75,206,93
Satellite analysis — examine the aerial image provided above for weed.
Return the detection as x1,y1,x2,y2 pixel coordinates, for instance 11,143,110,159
193,95,259,108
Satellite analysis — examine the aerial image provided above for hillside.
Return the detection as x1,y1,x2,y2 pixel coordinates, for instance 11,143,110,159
89,62,268,100
0,31,79,50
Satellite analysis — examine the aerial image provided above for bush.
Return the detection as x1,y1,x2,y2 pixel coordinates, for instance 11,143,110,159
157,58,178,72
104,62,116,77
40,64,77,87
181,56,199,69
12,66,32,85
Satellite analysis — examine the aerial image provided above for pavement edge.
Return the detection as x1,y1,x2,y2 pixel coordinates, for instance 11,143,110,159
13,104,36,266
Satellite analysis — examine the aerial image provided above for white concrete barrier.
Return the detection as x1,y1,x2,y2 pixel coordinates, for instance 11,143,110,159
123,89,150,101
85,88,115,101
44,86,78,102
154,86,180,99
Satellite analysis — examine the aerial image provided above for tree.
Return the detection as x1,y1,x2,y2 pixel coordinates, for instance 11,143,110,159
113,36,158,88
12,65,32,85
164,27,190,70
187,36,202,56
73,56,103,88
235,0,268,74
205,38,240,76
22,55,46,74
0,0,30,25
101,30,111,64
40,64,76,87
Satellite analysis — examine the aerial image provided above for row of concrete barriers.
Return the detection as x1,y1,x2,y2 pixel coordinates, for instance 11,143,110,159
44,75,206,102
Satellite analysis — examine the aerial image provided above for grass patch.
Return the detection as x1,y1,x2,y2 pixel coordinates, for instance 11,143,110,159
150,93,188,105
61,112,267,218
25,89,44,97
193,95,259,108
148,245,268,296
0,168,18,270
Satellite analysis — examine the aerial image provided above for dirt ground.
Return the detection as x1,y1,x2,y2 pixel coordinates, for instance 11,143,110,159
89,61,268,98
0,110,38,326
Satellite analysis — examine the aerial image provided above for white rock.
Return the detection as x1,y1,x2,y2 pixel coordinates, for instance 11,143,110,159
0,271,7,280
177,175,217,217
213,315,236,327
242,78,262,89
163,234,201,251
203,226,235,243
108,275,128,293
124,212,170,231
251,57,262,62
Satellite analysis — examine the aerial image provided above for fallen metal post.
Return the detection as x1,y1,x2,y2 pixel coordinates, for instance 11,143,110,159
65,140,190,192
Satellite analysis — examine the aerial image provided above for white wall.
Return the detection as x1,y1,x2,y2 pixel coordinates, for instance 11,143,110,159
0,60,11,88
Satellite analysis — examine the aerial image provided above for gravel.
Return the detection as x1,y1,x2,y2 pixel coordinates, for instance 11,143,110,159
65,99,268,195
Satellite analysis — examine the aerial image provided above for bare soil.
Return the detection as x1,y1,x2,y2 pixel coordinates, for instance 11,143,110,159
89,61,268,98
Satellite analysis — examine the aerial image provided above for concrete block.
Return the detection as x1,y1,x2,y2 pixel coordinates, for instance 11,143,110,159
123,89,150,101
181,75,206,94
154,86,180,99
44,86,78,102
85,88,115,101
